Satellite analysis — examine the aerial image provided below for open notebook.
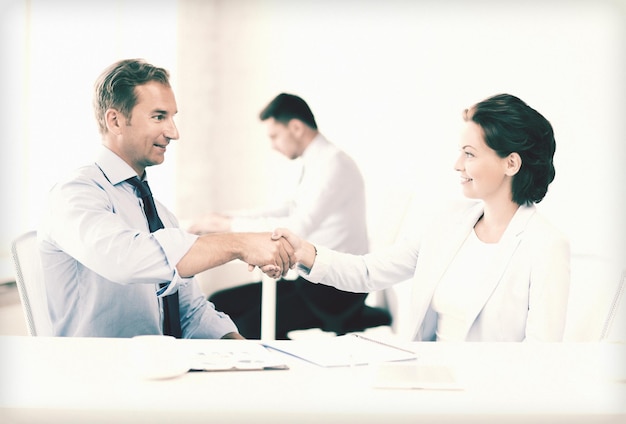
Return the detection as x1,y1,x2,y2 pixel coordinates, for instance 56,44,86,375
263,333,417,367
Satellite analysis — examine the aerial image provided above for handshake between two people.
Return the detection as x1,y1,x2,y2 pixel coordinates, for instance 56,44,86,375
243,228,313,280
179,225,315,280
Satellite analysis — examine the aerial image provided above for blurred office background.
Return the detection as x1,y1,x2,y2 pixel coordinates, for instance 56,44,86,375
1,0,625,319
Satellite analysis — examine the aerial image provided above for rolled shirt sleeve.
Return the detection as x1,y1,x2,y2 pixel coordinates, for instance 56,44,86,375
153,228,198,296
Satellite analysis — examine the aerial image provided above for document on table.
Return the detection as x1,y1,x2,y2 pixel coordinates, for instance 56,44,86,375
263,333,417,367
187,340,289,371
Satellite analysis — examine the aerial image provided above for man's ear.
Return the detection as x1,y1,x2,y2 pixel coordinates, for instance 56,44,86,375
287,118,304,138
505,152,522,176
105,109,123,135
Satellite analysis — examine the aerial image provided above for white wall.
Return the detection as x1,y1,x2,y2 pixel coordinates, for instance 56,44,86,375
176,0,626,264
0,0,178,280
2,0,625,285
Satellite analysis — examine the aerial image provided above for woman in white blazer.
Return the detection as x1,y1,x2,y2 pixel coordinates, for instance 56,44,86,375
271,93,570,342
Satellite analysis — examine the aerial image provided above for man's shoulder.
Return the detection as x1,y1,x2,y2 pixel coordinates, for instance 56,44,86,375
51,163,109,192
59,162,102,181
314,140,359,169
316,149,363,183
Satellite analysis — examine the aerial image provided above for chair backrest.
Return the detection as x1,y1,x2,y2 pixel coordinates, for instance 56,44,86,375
563,254,624,342
600,269,625,343
364,189,416,336
10,230,54,336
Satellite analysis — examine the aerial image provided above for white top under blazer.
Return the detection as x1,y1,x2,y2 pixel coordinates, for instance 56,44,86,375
300,200,570,342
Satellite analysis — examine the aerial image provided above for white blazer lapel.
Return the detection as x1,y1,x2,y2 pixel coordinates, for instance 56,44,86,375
409,202,484,340
458,204,537,339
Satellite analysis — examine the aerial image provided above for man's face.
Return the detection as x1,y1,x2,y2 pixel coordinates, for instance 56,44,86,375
115,81,179,176
264,117,301,160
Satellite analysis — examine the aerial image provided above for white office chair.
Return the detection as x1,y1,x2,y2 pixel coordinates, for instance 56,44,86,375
10,230,54,336
563,254,625,342
600,269,625,343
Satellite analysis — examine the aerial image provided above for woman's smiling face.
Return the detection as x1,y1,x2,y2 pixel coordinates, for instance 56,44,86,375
454,121,513,203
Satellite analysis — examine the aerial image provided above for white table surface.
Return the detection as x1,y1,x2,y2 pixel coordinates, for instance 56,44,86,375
0,336,624,424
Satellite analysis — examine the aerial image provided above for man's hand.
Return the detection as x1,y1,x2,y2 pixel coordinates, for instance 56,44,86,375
177,231,295,278
271,227,302,253
221,331,245,340
261,228,317,276
240,232,295,278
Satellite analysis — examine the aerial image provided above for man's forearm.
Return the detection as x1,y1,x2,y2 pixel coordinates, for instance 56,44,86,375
176,232,294,278
176,233,246,277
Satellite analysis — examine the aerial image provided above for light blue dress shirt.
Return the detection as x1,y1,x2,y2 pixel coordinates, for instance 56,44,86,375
39,146,238,338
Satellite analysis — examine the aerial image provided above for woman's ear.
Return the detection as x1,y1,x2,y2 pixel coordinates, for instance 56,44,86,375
505,152,522,176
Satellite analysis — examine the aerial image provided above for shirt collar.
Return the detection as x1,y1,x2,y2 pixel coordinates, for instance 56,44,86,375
95,145,142,186
300,133,327,165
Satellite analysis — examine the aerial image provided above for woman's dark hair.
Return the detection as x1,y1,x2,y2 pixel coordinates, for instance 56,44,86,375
93,58,170,135
464,93,556,205
259,93,317,130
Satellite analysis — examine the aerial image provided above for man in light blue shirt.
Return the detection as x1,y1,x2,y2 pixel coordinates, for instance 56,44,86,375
39,59,294,338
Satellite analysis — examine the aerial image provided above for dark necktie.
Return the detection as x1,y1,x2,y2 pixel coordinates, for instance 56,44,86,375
127,177,182,338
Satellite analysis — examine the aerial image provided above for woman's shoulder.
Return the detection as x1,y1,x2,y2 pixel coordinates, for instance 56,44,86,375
523,205,570,246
